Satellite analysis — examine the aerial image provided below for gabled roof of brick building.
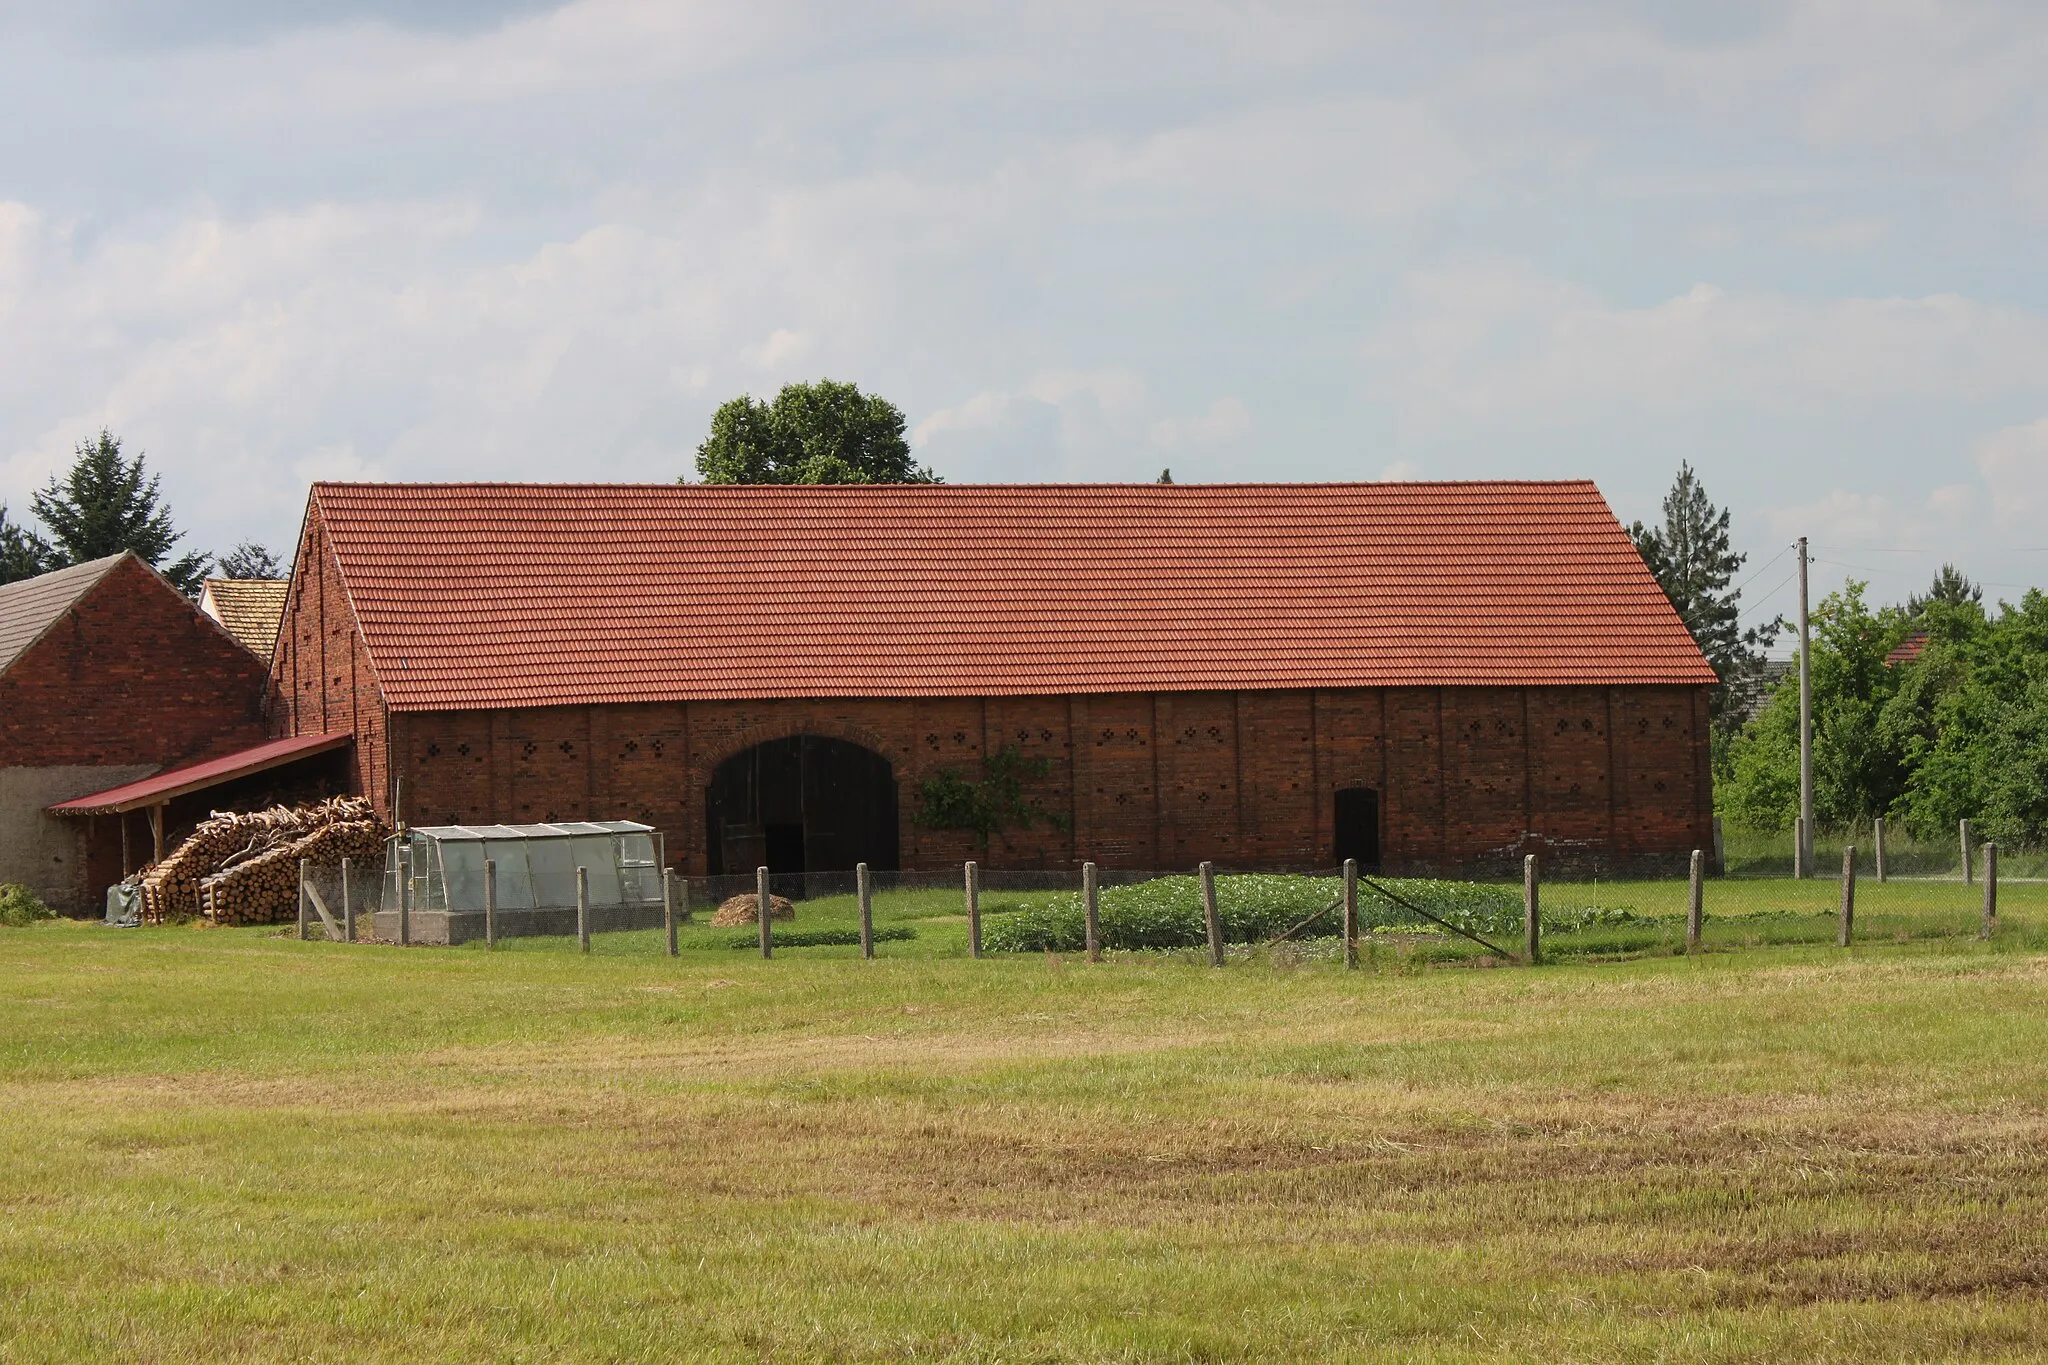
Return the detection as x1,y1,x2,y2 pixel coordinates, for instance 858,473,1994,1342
0,553,128,677
199,578,289,660
304,481,1717,711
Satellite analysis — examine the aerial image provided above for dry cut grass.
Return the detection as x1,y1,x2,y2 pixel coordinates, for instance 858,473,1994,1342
2,917,2047,1361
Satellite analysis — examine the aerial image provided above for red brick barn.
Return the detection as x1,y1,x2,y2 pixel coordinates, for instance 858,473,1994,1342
265,481,1716,878
0,553,347,913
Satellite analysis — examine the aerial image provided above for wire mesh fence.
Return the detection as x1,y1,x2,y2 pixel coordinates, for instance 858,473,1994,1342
284,830,2031,965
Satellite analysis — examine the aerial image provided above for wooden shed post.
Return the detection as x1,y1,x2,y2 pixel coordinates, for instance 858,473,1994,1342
1083,862,1101,963
1201,861,1223,967
149,803,165,866
857,862,874,959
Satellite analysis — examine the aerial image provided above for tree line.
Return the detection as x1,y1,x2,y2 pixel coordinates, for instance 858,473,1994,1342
1626,462,2048,847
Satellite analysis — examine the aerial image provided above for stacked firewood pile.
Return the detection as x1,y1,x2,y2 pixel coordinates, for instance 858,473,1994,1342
141,797,389,925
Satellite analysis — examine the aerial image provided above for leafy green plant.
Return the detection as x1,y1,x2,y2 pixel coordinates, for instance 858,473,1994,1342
916,744,1068,848
0,883,56,927
726,925,917,950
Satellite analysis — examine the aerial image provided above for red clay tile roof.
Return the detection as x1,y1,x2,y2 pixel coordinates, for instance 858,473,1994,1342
307,481,1716,711
47,732,353,815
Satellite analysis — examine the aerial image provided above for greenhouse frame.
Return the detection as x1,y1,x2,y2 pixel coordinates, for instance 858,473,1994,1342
373,821,667,944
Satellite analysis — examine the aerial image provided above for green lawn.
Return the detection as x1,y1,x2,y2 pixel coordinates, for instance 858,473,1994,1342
4,884,2047,1362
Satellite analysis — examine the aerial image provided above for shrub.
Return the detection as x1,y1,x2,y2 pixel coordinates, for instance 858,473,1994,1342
0,883,55,927
986,874,1343,953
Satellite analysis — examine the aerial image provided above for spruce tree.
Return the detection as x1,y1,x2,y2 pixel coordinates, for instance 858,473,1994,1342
1630,462,1773,724
31,430,210,593
1908,563,1982,615
0,504,59,585
216,541,285,580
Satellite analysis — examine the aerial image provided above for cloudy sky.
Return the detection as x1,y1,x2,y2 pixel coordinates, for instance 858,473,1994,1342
3,1,2046,627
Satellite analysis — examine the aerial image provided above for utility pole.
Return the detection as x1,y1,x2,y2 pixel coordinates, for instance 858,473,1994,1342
1797,536,1814,879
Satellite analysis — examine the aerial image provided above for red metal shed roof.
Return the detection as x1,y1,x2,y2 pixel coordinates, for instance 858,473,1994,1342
308,480,1715,711
48,732,354,814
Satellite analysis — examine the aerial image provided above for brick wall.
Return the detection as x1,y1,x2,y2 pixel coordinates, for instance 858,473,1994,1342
268,511,389,813
0,555,271,769
386,685,1713,876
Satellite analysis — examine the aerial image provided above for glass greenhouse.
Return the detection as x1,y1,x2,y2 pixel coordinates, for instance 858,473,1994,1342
388,821,664,915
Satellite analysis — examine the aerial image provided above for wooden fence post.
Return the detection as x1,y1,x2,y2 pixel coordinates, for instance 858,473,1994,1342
757,866,772,959
1687,849,1704,953
1838,845,1856,947
1201,861,1224,967
341,856,354,943
1983,841,1999,939
662,867,677,958
577,866,590,954
857,862,874,960
484,858,497,949
1961,818,1974,884
1342,858,1359,970
297,858,310,941
1873,817,1887,883
1523,853,1540,965
966,861,982,959
1083,862,1101,963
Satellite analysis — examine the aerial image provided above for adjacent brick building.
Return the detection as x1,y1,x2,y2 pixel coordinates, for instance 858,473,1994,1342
0,554,278,911
266,481,1717,877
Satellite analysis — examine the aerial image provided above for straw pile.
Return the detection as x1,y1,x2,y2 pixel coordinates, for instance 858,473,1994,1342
140,797,389,925
710,892,795,926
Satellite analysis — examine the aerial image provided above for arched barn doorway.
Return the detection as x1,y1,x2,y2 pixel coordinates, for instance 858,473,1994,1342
705,735,900,876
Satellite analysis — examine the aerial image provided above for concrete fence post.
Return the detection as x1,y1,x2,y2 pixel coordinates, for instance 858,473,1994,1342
1083,862,1101,963
965,861,982,958
1201,861,1224,967
577,866,590,954
1983,842,1999,939
399,850,412,947
1342,858,1359,970
1874,817,1887,883
1838,845,1856,948
484,858,497,949
1687,849,1704,953
1961,819,1974,884
297,858,310,941
757,866,772,959
1523,853,1540,965
1794,817,1808,880
857,862,874,960
341,856,354,944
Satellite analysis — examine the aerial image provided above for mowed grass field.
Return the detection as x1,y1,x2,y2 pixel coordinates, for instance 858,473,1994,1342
5,880,2048,1362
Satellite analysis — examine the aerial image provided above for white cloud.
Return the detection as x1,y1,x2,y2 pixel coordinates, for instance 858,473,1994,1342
1977,418,2048,531
1149,396,1250,450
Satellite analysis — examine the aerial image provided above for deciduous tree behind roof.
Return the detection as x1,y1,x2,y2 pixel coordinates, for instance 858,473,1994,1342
692,380,940,486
